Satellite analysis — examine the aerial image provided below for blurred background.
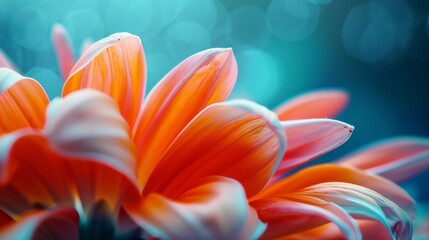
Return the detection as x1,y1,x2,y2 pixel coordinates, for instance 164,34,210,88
0,0,428,201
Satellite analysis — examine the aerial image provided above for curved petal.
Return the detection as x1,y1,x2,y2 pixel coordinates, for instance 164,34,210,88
127,176,265,240
0,50,19,72
132,48,237,187
0,208,78,240
253,164,415,218
52,24,75,81
45,90,138,188
0,90,140,218
275,89,349,120
338,137,429,182
294,219,391,240
296,182,412,240
251,172,412,239
0,209,12,227
63,33,146,127
250,197,360,240
354,220,391,239
143,100,286,198
46,90,141,209
273,119,354,178
0,68,49,135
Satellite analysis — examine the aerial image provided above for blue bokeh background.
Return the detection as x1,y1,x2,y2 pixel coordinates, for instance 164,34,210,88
1,0,428,201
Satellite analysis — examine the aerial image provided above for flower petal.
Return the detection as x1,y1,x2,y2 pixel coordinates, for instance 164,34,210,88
296,182,412,239
45,90,138,188
354,220,392,239
52,24,75,81
251,166,413,239
126,176,265,240
0,68,49,135
0,208,78,240
253,164,415,218
273,119,354,178
45,89,141,209
250,197,360,240
338,137,429,182
0,90,140,217
0,50,19,72
0,210,12,227
133,48,237,187
63,33,146,127
143,100,285,198
294,219,391,240
275,89,349,120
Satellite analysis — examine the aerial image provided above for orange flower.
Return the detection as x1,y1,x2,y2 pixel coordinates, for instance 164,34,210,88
0,29,417,239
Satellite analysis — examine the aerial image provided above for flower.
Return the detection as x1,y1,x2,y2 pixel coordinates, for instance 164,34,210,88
0,28,421,239
1,31,262,239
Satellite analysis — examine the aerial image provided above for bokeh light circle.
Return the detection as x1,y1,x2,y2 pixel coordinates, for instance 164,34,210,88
150,0,184,29
308,0,333,5
145,53,174,90
342,2,397,63
25,67,63,99
62,9,103,52
178,0,217,30
226,6,270,48
105,0,151,35
267,0,321,42
233,49,280,104
165,22,211,61
9,6,50,50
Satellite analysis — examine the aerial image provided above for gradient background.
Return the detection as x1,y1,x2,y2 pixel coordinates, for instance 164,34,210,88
1,0,428,202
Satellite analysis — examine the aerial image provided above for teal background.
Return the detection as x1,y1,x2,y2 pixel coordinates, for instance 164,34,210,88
1,0,428,199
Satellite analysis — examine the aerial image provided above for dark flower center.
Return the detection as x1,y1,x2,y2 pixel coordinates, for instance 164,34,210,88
79,201,144,240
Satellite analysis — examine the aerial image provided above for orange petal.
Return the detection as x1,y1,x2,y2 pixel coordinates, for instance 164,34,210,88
356,220,391,239
0,208,78,240
294,219,391,240
273,119,354,178
142,100,285,198
275,89,349,120
0,50,19,72
132,48,237,187
290,223,348,240
0,210,12,227
126,176,265,240
252,174,412,239
292,182,412,239
0,68,49,135
338,137,429,182
0,90,140,217
253,164,415,218
251,197,360,240
52,24,75,81
62,33,146,127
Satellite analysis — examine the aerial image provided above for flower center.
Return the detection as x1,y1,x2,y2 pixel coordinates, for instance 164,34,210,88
79,201,142,240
